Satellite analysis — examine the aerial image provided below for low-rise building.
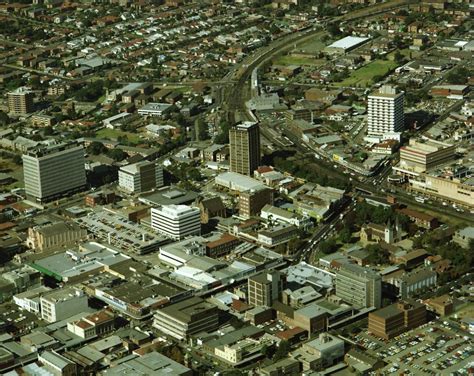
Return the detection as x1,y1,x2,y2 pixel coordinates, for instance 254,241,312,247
368,300,427,339
153,297,219,340
291,333,345,371
40,288,89,323
27,222,88,252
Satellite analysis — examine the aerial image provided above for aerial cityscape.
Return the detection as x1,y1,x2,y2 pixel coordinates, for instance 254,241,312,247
0,0,473,375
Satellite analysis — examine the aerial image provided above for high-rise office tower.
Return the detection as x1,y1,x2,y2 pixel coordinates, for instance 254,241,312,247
23,142,87,203
248,270,284,307
8,87,35,115
229,122,260,176
151,204,201,240
367,85,404,137
118,160,164,193
335,264,382,309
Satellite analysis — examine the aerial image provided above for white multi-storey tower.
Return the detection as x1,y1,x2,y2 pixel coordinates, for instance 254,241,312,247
367,85,404,137
151,204,201,240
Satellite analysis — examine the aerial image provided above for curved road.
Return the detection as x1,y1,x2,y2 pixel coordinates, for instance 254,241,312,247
221,0,415,123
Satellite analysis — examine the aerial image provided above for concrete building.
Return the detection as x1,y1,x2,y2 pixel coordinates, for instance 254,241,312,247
8,87,34,115
291,333,345,371
335,264,382,309
248,271,284,307
118,160,164,193
23,142,86,203
27,222,88,252
153,297,219,340
40,288,88,323
368,300,427,340
453,226,474,248
239,187,274,218
367,85,404,138
151,204,201,240
399,138,455,172
230,122,260,176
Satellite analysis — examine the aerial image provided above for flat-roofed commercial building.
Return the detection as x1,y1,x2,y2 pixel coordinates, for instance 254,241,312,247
400,138,455,172
40,288,89,323
102,351,192,376
23,142,86,203
153,297,219,340
367,85,404,137
368,300,426,339
8,87,34,115
151,204,201,240
119,160,164,193
335,264,381,309
229,122,260,176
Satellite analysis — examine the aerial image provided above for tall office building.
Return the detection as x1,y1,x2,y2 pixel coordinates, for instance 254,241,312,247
8,87,35,115
335,264,382,309
23,142,87,203
229,122,260,176
248,270,284,307
151,204,201,240
118,160,164,193
367,85,404,137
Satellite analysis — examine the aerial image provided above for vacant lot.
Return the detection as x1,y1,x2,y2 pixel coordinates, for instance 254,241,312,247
336,59,399,87
95,128,141,144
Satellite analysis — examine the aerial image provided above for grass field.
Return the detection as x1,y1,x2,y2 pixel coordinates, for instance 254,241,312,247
273,54,324,66
96,128,142,144
297,38,326,54
336,59,399,87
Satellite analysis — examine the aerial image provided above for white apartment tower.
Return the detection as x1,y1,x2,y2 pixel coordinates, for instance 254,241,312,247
118,160,164,193
151,204,201,240
23,142,86,203
367,85,404,137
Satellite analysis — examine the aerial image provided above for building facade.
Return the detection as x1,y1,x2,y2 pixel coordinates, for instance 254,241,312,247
22,142,87,203
40,288,89,323
399,138,455,172
8,87,34,115
239,187,274,218
368,300,427,340
118,160,164,193
367,85,404,137
248,271,284,307
230,122,260,176
151,204,201,240
27,222,88,252
153,297,219,340
335,264,382,309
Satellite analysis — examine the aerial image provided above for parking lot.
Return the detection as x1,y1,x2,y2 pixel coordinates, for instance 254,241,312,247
353,320,474,375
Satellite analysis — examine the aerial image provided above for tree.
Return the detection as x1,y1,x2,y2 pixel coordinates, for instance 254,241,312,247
12,155,22,165
43,126,54,136
87,141,107,155
0,111,10,126
320,238,339,255
445,67,472,85
195,118,209,141
273,340,290,360
108,149,127,161
339,227,353,243
394,51,405,64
